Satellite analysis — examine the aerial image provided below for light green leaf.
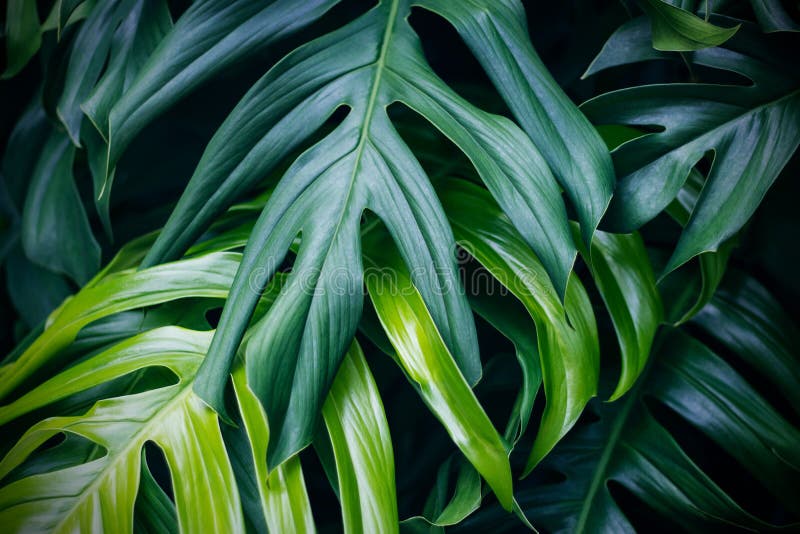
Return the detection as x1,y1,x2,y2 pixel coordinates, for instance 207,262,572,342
0,327,246,533
439,179,598,474
0,251,242,400
232,365,316,534
363,228,514,512
322,341,398,534
574,225,662,400
641,0,740,51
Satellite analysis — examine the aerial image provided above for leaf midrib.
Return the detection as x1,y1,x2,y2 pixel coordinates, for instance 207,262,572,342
573,381,640,533
309,0,398,271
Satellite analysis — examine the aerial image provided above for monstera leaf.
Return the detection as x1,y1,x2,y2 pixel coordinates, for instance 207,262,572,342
452,275,800,533
0,213,400,532
137,0,614,469
0,327,248,532
3,0,800,532
439,178,661,473
583,19,800,277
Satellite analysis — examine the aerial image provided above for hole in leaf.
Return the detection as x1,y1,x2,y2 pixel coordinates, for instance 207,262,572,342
408,6,512,119
204,306,223,328
144,441,174,500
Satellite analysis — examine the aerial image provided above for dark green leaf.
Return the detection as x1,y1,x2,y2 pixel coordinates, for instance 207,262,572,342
3,0,41,79
20,130,100,285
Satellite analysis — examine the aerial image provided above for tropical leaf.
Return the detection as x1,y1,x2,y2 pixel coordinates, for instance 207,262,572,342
321,341,398,533
640,0,740,51
438,178,598,473
660,168,736,324
3,0,41,79
749,0,800,32
582,16,669,79
2,1,799,532
231,364,316,533
21,129,100,285
156,0,601,472
582,24,800,276
363,228,513,511
104,0,340,176
453,277,800,533
414,0,615,246
692,272,800,412
401,457,482,531
0,327,246,533
573,225,662,400
0,250,241,400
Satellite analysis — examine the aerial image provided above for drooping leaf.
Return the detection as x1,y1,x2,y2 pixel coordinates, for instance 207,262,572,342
2,92,51,208
574,225,662,400
231,364,316,533
322,342,398,533
582,16,671,79
414,0,615,246
363,227,514,512
0,251,242,400
5,249,72,329
401,456,482,531
80,0,172,234
53,0,90,37
439,178,598,473
455,315,800,532
21,130,100,285
749,0,799,32
692,272,800,413
641,0,740,51
660,169,736,324
3,0,41,79
467,286,541,445
55,0,128,145
106,0,341,175
83,0,172,107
